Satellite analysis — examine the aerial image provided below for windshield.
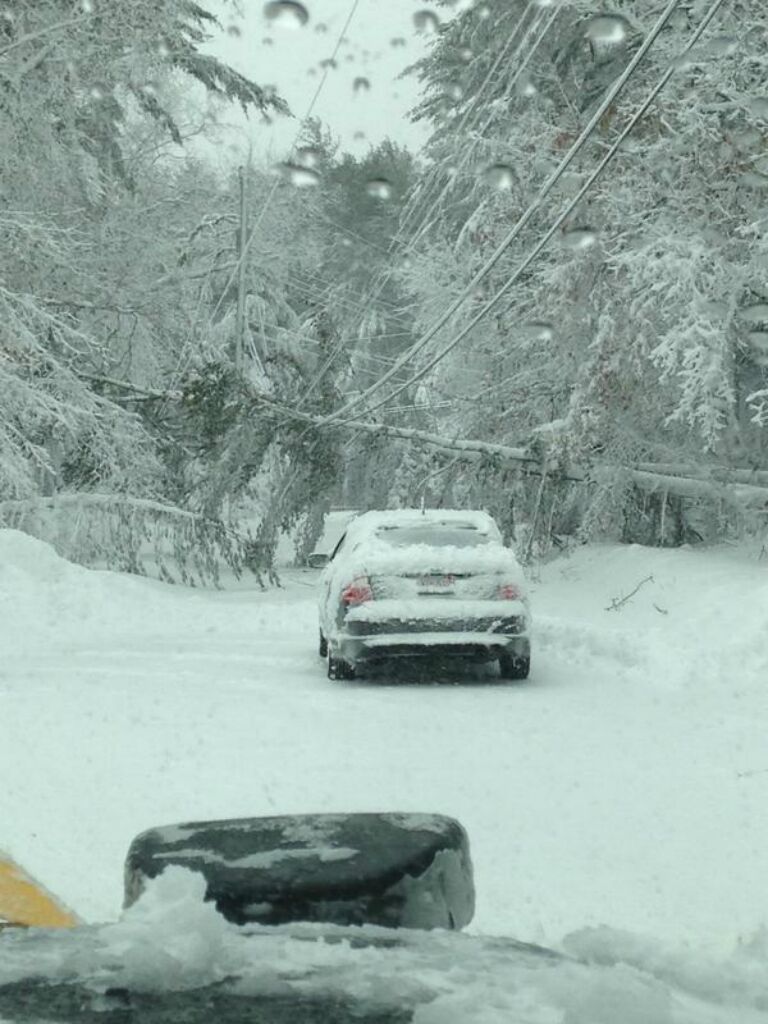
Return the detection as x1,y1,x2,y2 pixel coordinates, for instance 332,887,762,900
1,1,765,1019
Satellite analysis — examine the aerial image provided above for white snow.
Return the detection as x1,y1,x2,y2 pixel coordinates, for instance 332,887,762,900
2,528,768,1016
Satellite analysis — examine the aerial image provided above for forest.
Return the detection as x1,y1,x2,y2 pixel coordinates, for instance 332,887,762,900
1,0,766,583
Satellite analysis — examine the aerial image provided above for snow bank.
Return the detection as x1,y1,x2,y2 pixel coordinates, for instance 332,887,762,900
0,529,180,648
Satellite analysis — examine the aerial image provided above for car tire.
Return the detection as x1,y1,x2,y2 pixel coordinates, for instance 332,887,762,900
319,630,328,658
499,653,530,680
328,650,355,681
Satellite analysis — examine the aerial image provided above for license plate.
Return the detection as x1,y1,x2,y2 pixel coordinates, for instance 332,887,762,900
418,574,455,594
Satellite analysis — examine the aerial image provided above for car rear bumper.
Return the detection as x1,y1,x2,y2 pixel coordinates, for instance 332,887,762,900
336,631,530,665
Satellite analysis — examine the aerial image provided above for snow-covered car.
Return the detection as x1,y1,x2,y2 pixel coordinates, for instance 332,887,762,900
318,509,530,680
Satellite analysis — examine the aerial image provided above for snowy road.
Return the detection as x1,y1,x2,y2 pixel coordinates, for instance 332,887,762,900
2,533,768,963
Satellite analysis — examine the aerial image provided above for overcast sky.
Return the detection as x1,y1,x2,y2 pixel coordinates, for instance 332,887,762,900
204,0,446,165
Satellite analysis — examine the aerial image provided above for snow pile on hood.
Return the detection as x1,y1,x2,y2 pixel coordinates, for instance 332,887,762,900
2,868,768,1021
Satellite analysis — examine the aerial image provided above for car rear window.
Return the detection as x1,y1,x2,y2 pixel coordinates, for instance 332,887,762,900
375,525,490,548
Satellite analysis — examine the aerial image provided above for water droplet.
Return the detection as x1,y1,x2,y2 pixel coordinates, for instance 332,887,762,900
562,226,598,250
483,163,515,190
734,128,762,151
749,97,768,120
89,82,107,101
227,23,241,37
262,36,273,45
748,331,768,354
80,0,94,11
740,303,768,323
295,145,321,168
413,10,440,35
366,178,393,200
156,39,170,58
708,34,737,56
320,57,337,70
458,46,473,63
700,300,728,320
477,4,491,19
390,37,406,48
263,1,309,30
584,14,630,46
516,72,537,97
315,22,328,33
523,322,555,342
278,162,320,187
443,81,464,102
353,76,371,93
353,130,366,141
741,172,768,189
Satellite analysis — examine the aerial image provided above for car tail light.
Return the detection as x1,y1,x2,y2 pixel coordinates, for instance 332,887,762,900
497,582,524,600
341,576,373,607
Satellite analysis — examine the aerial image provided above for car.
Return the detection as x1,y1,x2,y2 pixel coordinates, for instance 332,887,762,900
318,509,531,681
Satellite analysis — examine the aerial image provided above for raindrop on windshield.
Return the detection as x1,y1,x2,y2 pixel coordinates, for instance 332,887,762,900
740,304,768,323
390,37,407,48
227,24,241,37
458,46,473,63
354,76,371,94
295,146,322,168
319,57,338,70
413,10,441,35
353,130,366,141
562,226,598,250
263,1,309,30
483,163,515,190
262,36,273,45
366,178,393,200
708,34,738,56
516,73,537,97
278,163,320,188
80,0,94,11
748,331,768,355
584,14,630,46
477,5,491,18
523,322,555,342
315,22,328,33
442,81,464,103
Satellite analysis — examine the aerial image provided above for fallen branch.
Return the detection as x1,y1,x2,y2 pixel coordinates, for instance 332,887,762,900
70,372,768,510
605,575,654,612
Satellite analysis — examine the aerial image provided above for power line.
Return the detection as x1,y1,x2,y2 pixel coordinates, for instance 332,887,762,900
320,0,689,426
355,2,552,327
295,3,557,418
351,0,730,422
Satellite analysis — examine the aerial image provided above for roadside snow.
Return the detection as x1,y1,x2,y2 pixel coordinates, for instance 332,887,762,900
1,529,768,999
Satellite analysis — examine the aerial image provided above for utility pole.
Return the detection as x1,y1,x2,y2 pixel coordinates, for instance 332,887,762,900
234,164,248,373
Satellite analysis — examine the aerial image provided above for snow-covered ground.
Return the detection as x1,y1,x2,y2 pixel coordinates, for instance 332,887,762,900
2,529,768,1016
